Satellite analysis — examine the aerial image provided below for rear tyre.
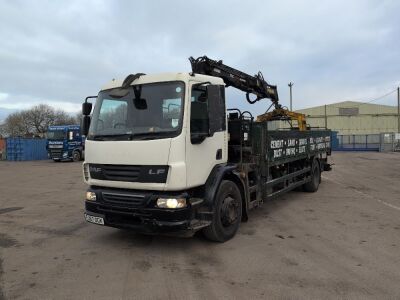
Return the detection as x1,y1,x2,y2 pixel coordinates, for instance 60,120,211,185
303,159,320,192
72,151,81,162
203,180,242,242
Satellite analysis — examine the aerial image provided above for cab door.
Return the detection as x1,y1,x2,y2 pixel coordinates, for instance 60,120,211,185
185,83,227,188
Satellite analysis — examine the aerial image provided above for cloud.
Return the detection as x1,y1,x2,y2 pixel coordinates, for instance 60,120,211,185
0,93,9,102
0,0,399,118
0,93,80,113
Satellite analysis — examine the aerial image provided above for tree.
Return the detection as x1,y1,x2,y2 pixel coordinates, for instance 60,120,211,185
53,109,78,126
74,112,82,126
25,104,56,134
3,111,31,136
1,104,80,137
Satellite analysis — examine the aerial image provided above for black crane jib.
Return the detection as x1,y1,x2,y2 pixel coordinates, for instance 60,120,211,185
189,56,280,108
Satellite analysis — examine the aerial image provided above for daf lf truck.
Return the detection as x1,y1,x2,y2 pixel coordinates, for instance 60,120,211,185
81,56,331,242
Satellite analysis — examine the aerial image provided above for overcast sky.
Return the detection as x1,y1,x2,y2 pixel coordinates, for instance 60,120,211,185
0,0,399,118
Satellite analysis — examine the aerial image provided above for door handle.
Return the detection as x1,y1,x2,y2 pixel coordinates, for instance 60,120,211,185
216,149,222,160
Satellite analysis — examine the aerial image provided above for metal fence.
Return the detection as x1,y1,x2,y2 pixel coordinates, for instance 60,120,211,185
380,133,400,152
331,132,400,152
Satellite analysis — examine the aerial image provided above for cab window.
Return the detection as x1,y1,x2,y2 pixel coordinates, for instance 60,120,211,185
190,87,209,135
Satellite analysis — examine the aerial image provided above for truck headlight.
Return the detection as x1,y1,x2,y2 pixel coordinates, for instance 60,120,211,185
86,191,96,201
156,198,186,209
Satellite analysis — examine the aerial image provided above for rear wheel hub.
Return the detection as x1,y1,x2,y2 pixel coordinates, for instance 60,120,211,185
220,196,239,227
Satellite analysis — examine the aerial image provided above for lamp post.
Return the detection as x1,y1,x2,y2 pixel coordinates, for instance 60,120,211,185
397,86,399,134
288,82,294,111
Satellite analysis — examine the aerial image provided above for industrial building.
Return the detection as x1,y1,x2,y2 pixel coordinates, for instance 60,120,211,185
297,101,399,135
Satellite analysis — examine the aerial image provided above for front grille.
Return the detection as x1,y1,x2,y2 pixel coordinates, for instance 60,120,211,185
49,149,62,158
91,165,140,181
89,164,169,183
102,192,146,208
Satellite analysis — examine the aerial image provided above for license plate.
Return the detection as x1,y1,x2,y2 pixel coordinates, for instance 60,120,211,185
85,214,104,225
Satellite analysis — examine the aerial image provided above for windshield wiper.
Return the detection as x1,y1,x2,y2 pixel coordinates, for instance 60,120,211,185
130,131,175,140
92,133,133,141
92,131,175,141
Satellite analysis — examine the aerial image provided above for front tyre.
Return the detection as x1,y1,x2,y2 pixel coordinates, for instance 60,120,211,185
72,150,81,162
203,180,242,242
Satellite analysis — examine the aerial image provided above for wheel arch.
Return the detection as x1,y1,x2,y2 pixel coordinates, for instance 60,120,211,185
204,164,248,222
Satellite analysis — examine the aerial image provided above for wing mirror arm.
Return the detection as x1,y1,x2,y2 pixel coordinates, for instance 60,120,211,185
81,96,97,136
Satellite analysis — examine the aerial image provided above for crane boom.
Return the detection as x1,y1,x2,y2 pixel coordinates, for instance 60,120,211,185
189,56,280,108
189,55,308,131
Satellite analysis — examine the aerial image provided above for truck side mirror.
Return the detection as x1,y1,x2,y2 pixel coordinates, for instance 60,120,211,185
82,102,92,116
206,85,225,135
82,115,91,136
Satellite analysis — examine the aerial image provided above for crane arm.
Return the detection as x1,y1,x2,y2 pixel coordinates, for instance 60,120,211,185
189,55,308,131
189,56,280,108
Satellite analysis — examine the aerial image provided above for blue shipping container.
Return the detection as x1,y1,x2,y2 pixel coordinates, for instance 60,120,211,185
331,131,339,150
6,138,48,161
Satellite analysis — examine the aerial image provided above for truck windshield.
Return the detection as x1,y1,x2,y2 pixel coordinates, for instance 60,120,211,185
88,81,185,141
47,131,66,140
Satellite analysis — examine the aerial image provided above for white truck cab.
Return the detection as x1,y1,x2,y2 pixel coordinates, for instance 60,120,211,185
84,73,226,191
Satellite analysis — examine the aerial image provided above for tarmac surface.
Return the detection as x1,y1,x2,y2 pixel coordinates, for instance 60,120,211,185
1,152,400,299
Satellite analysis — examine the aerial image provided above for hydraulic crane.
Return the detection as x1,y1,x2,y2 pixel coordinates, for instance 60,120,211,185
189,56,308,131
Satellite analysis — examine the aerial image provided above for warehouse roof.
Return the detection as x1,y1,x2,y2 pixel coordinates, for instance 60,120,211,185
297,101,397,116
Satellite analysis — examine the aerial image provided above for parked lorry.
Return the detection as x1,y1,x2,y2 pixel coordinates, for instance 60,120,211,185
46,125,84,162
81,56,331,242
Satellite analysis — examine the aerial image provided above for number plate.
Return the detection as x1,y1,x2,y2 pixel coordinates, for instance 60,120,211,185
85,214,104,225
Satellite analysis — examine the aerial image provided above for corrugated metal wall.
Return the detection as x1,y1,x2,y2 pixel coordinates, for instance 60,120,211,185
6,138,48,161
297,101,399,135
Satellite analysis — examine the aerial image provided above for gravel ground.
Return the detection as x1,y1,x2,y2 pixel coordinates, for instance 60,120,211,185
1,152,400,299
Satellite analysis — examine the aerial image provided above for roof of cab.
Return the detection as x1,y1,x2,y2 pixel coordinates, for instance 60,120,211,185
100,72,225,91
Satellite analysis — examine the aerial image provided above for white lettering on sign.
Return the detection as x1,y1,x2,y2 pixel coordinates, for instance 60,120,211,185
299,145,306,154
309,137,315,144
299,138,307,146
287,139,296,147
273,149,283,158
310,144,315,151
271,140,284,149
286,148,296,155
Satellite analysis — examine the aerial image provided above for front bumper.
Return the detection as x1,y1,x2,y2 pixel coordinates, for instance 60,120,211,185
48,149,71,160
84,186,211,236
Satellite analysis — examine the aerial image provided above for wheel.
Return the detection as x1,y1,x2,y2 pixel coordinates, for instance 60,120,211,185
72,151,81,162
203,180,242,242
303,159,321,192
